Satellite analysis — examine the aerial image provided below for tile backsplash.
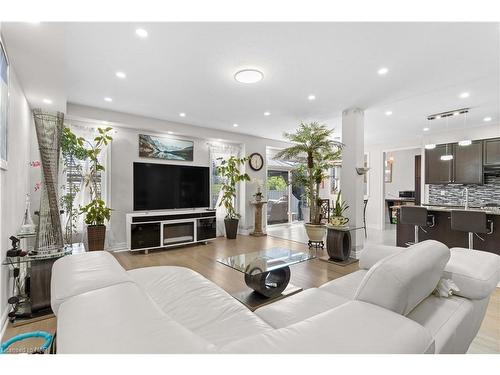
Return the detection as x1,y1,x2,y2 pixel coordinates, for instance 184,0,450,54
428,175,500,207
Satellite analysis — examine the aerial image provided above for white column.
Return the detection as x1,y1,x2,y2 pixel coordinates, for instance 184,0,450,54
341,108,365,256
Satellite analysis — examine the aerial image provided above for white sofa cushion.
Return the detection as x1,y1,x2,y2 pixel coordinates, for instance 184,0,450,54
255,288,349,328
57,282,215,353
445,248,500,300
407,295,474,353
354,240,450,315
359,244,403,270
128,266,272,345
51,251,131,315
319,270,367,299
220,301,435,354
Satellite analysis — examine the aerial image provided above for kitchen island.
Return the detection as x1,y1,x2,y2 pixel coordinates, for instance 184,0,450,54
396,205,500,255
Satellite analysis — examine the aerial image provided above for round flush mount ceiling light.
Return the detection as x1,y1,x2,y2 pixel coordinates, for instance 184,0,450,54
42,98,52,104
115,71,126,79
377,67,389,75
135,28,148,38
234,69,264,84
459,92,470,99
483,116,492,122
104,97,113,102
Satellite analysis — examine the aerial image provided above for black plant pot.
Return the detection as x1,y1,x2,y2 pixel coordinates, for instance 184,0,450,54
224,218,239,239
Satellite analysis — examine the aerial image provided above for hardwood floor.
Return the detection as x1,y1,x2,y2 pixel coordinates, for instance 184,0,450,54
2,235,499,353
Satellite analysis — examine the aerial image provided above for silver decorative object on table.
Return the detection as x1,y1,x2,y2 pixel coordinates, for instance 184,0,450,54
33,109,64,254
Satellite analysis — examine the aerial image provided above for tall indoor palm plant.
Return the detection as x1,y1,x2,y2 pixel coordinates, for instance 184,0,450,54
275,122,342,241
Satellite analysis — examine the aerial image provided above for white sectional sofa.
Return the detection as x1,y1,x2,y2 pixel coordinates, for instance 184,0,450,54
50,240,500,354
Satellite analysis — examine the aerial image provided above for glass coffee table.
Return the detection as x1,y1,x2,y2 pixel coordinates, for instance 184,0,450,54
217,247,315,310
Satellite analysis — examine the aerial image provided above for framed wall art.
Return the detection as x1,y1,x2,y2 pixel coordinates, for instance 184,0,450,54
139,134,194,161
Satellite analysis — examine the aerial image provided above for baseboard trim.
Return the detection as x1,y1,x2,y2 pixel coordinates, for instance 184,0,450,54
0,306,9,340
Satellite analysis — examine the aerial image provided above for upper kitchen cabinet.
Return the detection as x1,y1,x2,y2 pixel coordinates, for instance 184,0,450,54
425,144,453,184
484,138,500,165
453,141,483,184
425,141,483,184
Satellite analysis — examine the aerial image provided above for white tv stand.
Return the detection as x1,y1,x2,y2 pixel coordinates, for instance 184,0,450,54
126,209,217,253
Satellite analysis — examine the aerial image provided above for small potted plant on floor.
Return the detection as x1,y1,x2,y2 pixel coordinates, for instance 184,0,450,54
329,190,349,227
275,122,342,243
80,199,112,251
217,155,250,239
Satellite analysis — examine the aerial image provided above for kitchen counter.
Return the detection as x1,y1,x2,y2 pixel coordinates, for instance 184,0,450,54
420,205,500,215
395,206,500,255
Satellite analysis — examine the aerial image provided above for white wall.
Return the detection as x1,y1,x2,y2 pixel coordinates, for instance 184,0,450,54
66,104,291,249
384,148,421,198
365,123,500,230
0,64,33,331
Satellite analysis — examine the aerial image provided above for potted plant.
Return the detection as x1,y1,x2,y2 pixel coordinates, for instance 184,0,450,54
217,156,250,239
275,122,342,242
329,190,349,227
253,178,264,202
80,199,112,251
75,126,113,250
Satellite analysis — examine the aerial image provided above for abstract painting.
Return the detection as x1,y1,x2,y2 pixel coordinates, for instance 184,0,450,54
0,37,9,170
139,134,194,161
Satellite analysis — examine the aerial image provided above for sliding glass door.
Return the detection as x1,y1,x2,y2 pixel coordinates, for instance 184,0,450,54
266,170,305,225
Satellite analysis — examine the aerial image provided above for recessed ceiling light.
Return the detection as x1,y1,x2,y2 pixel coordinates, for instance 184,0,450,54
42,98,52,104
453,111,460,116
377,67,389,75
423,127,430,131
167,131,173,134
425,144,436,150
459,92,470,99
104,97,113,102
135,28,148,38
115,71,126,79
101,120,110,124
234,69,264,84
483,116,492,122
436,115,442,119
179,112,186,117
385,111,393,116
233,123,239,127
307,94,316,101
263,111,271,116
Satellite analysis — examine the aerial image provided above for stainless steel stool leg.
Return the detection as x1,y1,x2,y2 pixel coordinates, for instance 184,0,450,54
414,225,419,244
468,232,474,250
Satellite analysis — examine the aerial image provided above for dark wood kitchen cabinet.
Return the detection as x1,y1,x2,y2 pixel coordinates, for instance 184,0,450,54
425,144,453,184
484,138,500,165
453,141,483,184
426,142,483,184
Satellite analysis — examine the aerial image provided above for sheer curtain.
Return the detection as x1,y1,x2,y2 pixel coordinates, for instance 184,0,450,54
60,120,111,246
208,142,242,236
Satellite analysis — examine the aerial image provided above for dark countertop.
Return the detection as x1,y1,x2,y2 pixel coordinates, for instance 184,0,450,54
396,204,500,216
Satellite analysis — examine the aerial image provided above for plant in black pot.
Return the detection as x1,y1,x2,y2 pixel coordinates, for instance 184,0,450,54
80,199,112,251
217,156,250,239
73,126,113,250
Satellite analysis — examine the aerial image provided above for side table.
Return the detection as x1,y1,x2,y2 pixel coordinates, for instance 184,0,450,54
319,225,363,266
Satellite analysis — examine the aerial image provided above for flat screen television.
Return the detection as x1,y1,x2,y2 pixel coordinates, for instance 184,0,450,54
133,162,210,211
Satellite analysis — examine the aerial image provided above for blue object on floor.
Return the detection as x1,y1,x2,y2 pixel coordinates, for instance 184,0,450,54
0,331,53,354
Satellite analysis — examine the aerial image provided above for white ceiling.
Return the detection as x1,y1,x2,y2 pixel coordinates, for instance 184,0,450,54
1,22,499,144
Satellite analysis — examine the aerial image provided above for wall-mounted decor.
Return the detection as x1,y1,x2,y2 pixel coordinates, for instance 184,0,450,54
139,134,193,161
384,158,393,183
0,35,9,170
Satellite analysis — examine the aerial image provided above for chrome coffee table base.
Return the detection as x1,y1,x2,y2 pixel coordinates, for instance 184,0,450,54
230,283,302,311
319,255,359,267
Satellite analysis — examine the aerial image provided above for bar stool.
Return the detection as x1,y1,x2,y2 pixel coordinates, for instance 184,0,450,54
399,206,435,246
450,210,494,249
